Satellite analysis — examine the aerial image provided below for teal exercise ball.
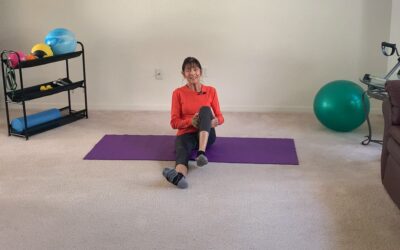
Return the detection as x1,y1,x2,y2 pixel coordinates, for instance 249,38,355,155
313,80,370,132
45,28,77,55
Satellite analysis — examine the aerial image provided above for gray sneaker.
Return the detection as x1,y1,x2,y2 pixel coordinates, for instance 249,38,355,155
196,154,208,167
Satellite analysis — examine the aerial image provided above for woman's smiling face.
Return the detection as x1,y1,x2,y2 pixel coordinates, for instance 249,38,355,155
183,65,202,85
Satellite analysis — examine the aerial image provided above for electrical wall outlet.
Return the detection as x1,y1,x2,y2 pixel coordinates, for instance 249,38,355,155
155,68,162,80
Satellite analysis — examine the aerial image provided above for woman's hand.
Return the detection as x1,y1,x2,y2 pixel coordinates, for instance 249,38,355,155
192,113,199,128
211,118,219,128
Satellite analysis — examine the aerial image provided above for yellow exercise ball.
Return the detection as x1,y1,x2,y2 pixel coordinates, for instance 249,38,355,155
31,43,53,58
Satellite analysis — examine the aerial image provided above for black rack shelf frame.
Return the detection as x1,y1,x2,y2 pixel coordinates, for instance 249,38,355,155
1,41,88,140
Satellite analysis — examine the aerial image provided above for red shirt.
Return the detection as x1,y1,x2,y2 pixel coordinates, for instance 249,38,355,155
170,84,224,136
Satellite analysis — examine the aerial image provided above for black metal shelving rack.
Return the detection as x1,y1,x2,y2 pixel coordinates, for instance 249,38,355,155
1,41,88,140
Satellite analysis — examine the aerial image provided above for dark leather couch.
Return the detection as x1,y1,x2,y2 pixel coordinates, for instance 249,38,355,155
381,80,400,209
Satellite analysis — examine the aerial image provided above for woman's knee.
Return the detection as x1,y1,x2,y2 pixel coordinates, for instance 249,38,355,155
199,106,212,117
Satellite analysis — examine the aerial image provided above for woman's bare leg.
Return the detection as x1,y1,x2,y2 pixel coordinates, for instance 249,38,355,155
175,164,188,176
198,131,209,152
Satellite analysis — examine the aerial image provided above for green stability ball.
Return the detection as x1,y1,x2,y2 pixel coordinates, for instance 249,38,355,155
313,80,370,132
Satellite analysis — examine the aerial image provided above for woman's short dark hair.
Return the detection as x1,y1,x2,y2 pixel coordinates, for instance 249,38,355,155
182,57,202,72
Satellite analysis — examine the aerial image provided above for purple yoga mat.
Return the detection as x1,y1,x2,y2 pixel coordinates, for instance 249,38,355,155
84,135,299,165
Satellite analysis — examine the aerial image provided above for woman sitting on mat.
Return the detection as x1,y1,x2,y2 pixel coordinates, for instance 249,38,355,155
163,57,224,189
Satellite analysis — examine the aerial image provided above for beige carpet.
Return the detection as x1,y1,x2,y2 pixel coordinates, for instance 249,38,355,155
0,110,400,250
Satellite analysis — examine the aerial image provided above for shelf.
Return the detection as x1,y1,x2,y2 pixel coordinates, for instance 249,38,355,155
2,51,83,69
10,109,87,137
360,78,386,89
360,74,386,90
6,78,84,102
2,41,87,140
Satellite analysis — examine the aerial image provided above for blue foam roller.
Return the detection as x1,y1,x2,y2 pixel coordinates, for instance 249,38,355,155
11,108,62,132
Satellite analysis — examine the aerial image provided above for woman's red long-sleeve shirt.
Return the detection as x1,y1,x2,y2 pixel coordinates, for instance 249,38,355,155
170,84,224,136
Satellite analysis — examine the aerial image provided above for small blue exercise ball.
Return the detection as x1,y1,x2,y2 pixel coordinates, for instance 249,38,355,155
313,80,370,132
45,28,77,55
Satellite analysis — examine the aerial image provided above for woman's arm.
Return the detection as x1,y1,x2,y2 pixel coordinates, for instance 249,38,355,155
170,90,192,129
211,88,224,125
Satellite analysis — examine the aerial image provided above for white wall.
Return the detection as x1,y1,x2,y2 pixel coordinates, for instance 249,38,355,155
0,0,393,112
388,0,400,73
